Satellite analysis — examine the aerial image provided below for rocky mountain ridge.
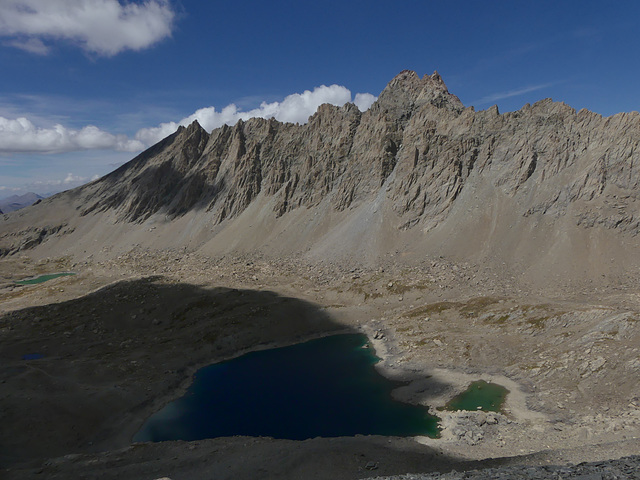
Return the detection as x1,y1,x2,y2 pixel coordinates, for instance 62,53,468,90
74,70,640,231
2,70,640,284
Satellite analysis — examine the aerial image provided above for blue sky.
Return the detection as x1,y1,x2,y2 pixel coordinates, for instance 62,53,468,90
1,0,639,196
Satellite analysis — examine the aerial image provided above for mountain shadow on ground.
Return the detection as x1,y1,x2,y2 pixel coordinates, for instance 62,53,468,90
1,276,464,479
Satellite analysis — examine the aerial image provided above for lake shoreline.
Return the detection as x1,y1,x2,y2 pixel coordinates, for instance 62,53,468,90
134,332,440,442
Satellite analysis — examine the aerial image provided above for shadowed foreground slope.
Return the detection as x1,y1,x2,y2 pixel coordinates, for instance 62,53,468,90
0,277,346,468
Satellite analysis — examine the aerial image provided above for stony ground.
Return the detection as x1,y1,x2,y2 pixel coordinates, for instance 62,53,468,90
1,249,639,479
369,455,640,479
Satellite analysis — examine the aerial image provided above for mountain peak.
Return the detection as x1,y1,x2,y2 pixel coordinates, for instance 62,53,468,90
177,119,206,135
385,70,423,94
374,70,463,119
429,70,443,83
385,70,449,95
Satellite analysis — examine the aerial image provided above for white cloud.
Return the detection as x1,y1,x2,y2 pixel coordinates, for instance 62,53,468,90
5,37,49,54
0,84,378,156
63,172,84,184
354,93,377,111
0,0,175,56
136,85,378,146
0,116,145,153
26,172,95,193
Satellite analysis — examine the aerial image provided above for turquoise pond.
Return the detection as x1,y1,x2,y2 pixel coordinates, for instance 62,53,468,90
15,272,75,285
443,380,509,412
134,333,441,442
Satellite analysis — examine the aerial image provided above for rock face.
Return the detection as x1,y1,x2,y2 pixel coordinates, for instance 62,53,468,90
75,70,640,232
77,71,470,224
2,70,640,279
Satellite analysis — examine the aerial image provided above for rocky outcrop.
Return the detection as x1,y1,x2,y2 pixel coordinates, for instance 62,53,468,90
72,70,640,238
0,224,71,256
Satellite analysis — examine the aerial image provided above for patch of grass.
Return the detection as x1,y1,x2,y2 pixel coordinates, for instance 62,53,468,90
349,283,383,301
518,305,565,332
363,291,383,301
348,274,388,300
526,316,550,330
483,314,511,325
386,282,413,295
459,297,501,317
518,303,553,314
0,287,31,302
403,297,504,321
404,301,461,318
386,280,432,295
520,363,542,371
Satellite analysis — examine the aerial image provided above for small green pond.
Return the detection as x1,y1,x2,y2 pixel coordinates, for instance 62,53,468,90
442,380,509,412
15,272,75,285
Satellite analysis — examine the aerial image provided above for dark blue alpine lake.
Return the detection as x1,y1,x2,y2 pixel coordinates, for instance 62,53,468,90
134,333,439,442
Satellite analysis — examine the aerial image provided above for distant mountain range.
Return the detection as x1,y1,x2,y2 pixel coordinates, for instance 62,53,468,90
0,192,43,213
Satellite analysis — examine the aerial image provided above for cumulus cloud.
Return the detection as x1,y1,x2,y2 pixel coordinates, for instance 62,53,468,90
353,93,377,111
0,0,175,56
136,85,378,146
0,84,378,155
0,116,145,153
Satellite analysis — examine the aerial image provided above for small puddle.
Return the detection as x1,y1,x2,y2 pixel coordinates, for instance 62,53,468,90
22,353,45,360
15,272,75,285
442,380,509,412
134,333,440,442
